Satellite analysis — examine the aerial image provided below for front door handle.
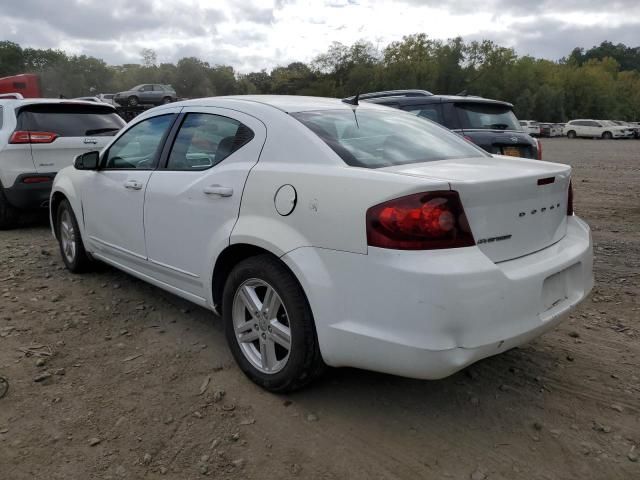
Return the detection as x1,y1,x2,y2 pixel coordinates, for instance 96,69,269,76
124,179,143,190
203,185,233,197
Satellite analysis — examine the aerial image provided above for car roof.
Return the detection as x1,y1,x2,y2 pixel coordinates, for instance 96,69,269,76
364,94,513,108
173,95,387,113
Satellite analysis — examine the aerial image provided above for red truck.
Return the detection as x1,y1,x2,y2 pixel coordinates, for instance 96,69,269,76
0,74,42,98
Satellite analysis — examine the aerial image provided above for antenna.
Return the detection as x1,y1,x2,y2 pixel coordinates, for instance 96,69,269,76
342,92,360,106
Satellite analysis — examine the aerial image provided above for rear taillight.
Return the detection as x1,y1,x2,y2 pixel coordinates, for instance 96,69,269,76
366,191,475,250
567,181,573,216
9,131,58,144
536,138,543,160
22,176,52,184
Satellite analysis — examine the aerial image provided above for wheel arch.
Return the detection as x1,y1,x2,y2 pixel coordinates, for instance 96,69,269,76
49,176,83,241
212,243,299,313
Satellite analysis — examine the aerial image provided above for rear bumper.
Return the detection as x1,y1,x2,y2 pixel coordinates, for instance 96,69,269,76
3,173,56,209
282,216,593,379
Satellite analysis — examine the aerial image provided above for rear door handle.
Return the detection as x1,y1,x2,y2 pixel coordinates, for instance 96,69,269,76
203,185,233,197
124,180,143,190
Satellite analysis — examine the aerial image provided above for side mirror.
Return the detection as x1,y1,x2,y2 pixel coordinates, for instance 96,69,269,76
74,151,100,170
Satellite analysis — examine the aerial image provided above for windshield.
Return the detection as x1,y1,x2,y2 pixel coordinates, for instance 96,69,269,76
292,108,487,169
456,103,522,131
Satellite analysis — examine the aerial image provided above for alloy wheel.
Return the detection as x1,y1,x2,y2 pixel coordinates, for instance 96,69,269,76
232,279,291,374
59,209,77,264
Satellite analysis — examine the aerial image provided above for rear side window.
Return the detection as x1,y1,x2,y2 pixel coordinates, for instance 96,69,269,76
166,113,254,170
403,104,444,125
17,104,125,137
455,103,521,131
292,108,487,169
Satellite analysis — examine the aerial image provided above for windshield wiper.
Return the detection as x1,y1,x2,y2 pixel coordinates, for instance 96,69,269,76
85,127,121,136
486,123,510,130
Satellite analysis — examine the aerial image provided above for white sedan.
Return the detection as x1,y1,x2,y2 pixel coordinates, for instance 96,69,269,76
50,96,593,391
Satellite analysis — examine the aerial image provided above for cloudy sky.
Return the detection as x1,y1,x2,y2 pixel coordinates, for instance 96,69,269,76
1,0,639,72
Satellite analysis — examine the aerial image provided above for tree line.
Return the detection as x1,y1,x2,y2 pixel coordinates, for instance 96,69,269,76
1,36,639,122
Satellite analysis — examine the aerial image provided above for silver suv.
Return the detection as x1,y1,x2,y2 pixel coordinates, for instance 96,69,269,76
114,84,177,107
0,98,125,228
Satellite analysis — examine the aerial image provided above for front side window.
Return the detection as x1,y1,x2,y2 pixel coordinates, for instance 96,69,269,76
103,114,175,170
166,113,254,170
455,103,521,131
292,108,487,169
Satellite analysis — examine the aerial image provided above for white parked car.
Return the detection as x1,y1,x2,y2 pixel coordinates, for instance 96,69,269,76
50,96,593,391
539,123,563,137
564,119,633,139
97,93,117,106
0,98,125,228
519,120,540,136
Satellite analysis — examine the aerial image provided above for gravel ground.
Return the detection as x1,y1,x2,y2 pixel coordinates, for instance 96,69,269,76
0,138,639,480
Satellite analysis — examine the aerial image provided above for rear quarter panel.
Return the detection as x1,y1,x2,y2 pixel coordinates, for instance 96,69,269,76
231,117,450,255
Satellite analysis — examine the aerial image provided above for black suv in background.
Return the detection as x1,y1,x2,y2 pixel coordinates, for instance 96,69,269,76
352,90,541,160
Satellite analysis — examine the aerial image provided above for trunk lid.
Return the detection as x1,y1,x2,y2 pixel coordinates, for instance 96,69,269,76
461,129,536,158
380,155,571,262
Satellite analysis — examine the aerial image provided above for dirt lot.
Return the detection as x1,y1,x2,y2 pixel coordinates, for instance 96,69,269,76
0,138,638,480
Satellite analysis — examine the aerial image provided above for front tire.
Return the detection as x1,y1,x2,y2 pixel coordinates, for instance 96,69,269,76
602,131,612,140
0,185,19,230
222,255,325,392
162,96,172,104
56,199,92,273
128,96,139,107
567,130,577,139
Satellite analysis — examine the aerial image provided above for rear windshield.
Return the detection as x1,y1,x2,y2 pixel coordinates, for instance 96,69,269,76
456,103,522,131
292,108,487,169
17,104,125,137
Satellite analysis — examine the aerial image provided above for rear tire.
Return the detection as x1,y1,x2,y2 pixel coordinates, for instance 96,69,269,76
567,130,577,139
128,96,139,107
56,199,92,273
602,131,612,140
0,184,19,230
222,254,325,392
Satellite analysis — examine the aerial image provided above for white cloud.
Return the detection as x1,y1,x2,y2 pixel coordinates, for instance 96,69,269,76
1,0,639,72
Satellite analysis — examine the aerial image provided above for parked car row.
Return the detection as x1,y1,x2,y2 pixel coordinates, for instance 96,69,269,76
0,93,593,392
73,85,178,110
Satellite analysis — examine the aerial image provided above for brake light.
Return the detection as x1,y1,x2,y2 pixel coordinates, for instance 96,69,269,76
366,191,475,250
567,181,573,216
536,138,543,160
9,131,58,144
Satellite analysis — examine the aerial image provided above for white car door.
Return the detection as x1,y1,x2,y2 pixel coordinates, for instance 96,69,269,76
143,107,266,299
81,110,180,264
589,121,602,137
